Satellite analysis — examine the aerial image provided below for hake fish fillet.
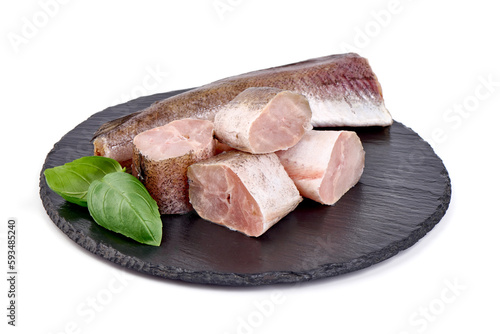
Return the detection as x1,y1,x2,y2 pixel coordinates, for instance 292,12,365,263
93,53,392,167
276,130,365,205
187,151,302,237
214,87,312,154
132,119,216,214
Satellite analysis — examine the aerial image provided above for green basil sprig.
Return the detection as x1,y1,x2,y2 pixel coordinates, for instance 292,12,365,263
87,172,162,246
44,156,125,207
44,156,162,246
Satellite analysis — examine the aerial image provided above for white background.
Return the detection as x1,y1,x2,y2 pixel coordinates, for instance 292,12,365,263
1,0,499,333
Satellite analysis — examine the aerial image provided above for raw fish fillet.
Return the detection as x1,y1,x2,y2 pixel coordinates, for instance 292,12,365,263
93,53,392,167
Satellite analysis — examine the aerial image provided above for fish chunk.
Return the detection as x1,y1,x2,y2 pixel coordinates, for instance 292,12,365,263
214,87,312,154
276,130,365,205
93,53,392,167
132,119,216,214
187,151,302,237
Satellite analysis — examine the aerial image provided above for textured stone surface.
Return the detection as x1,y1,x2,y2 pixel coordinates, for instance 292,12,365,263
39,89,451,286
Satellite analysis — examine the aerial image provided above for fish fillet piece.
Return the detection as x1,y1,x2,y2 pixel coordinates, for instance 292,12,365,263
93,53,392,167
214,87,312,154
187,151,302,237
132,119,216,214
276,130,365,205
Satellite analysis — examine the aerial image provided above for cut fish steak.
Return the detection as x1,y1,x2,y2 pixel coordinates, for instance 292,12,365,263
214,87,312,154
276,130,365,205
187,151,302,237
132,119,216,214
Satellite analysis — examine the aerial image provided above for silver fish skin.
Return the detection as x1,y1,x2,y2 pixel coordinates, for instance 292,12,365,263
93,53,392,166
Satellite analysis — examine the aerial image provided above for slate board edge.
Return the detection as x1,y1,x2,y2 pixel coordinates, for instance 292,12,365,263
39,168,451,287
38,93,452,287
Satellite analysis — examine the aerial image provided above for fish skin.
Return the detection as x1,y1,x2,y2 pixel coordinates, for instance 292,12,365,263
93,53,392,166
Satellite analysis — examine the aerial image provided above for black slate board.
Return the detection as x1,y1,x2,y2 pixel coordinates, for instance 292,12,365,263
39,89,451,286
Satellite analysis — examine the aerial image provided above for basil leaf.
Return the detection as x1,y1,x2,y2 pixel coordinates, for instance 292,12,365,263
87,172,162,246
44,156,125,207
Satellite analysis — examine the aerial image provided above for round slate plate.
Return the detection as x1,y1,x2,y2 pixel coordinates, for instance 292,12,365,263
39,89,451,286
